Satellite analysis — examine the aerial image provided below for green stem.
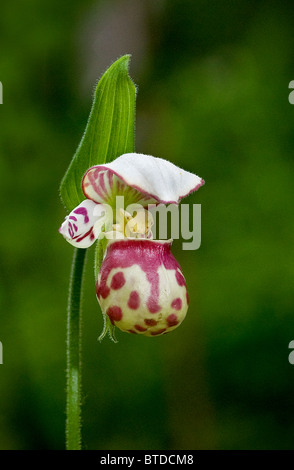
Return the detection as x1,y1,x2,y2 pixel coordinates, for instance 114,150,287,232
66,247,87,450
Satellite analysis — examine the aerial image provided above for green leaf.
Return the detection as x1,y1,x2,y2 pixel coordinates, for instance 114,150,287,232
60,54,136,212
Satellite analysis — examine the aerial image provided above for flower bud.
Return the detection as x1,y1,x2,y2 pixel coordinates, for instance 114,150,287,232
96,239,189,336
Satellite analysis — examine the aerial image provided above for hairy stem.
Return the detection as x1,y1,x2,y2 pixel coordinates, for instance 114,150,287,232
66,247,87,450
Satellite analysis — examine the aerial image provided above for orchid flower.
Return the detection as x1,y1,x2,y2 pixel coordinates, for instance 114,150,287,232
59,152,204,337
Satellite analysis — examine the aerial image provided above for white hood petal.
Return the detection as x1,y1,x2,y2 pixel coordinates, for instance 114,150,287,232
82,153,204,206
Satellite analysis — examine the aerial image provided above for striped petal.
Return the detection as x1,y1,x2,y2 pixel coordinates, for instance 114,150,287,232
82,153,204,207
59,199,105,248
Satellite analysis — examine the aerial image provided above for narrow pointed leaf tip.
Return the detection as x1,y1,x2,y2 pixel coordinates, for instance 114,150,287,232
60,55,136,212
82,153,205,206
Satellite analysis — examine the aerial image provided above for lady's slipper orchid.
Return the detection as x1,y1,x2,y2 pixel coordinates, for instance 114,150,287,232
59,152,204,337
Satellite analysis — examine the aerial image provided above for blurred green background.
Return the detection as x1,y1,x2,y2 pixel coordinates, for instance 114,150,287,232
1,0,294,450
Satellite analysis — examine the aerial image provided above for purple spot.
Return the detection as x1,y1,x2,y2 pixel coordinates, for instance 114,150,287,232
128,291,140,310
171,298,182,310
144,319,158,326
69,216,77,221
110,272,126,290
135,324,147,332
151,328,166,336
147,298,161,314
106,305,123,324
73,224,78,232
96,283,110,299
74,207,89,224
68,222,74,238
167,314,178,327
